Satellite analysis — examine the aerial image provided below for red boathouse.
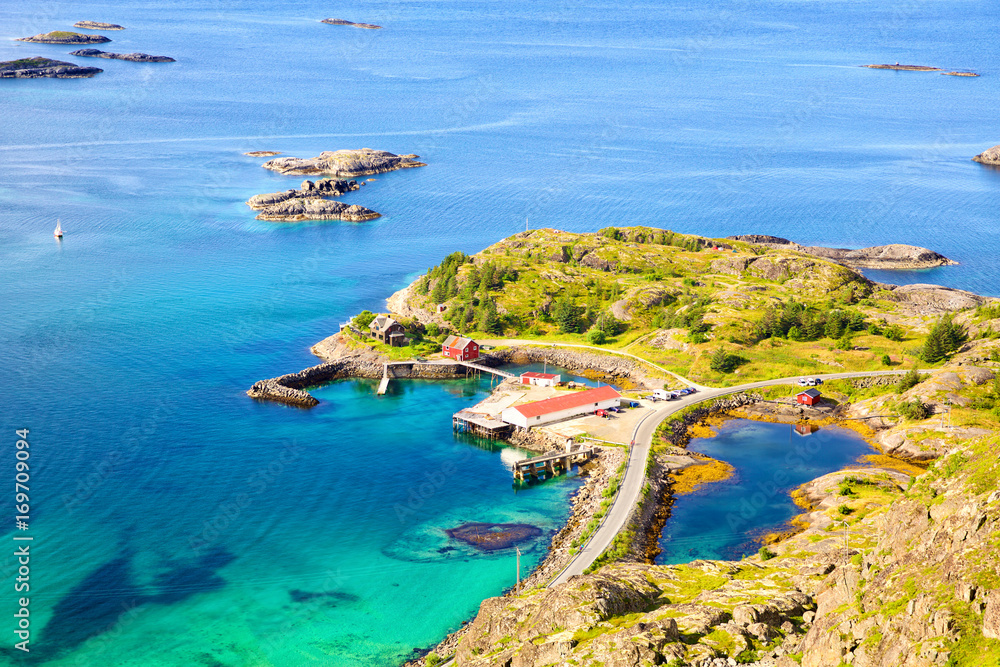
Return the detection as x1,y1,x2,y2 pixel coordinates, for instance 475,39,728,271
442,335,479,361
796,388,822,406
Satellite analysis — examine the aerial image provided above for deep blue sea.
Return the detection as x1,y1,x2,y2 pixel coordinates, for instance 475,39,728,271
1,0,997,664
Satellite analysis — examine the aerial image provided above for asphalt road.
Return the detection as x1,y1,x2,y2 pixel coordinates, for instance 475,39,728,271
547,367,915,586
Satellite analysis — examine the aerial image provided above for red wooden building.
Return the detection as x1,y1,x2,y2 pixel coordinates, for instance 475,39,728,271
796,388,822,406
442,335,479,361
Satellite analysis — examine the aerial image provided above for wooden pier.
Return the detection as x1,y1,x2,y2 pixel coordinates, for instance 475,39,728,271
512,444,596,481
455,361,514,379
376,359,514,395
453,410,513,439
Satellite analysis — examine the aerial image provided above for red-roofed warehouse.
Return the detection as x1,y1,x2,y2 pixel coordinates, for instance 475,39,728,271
500,385,621,429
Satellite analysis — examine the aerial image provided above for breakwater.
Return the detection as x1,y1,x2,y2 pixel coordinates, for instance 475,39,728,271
248,342,654,408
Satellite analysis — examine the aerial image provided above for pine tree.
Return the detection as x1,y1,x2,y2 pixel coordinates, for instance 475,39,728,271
430,278,447,303
553,297,582,333
477,299,502,334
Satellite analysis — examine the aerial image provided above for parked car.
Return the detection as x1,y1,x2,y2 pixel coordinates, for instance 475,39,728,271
629,401,640,408
595,409,608,417
797,378,815,387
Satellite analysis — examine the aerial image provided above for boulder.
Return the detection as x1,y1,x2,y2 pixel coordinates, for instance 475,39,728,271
983,595,1000,639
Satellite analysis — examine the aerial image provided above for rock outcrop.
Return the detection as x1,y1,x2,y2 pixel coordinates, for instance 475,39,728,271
246,178,361,209
973,145,1000,166
244,151,281,157
864,64,941,72
0,57,102,79
888,283,988,313
727,235,956,269
17,31,110,44
246,178,377,222
253,199,379,223
262,148,425,178
321,18,382,29
74,21,124,30
69,49,175,62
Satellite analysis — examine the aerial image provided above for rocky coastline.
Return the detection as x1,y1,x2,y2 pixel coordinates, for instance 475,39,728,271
404,443,629,665
322,18,382,29
0,57,102,79
18,31,110,44
973,144,1000,166
727,235,957,269
69,49,175,63
261,148,426,178
74,21,124,30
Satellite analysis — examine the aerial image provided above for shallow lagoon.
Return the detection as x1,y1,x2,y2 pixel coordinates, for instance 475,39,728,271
656,420,875,564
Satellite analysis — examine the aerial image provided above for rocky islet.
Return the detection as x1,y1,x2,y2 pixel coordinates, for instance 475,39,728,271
246,149,425,223
973,145,1000,166
69,49,175,63
73,21,125,30
321,18,383,29
0,57,102,79
726,235,957,270
17,31,111,44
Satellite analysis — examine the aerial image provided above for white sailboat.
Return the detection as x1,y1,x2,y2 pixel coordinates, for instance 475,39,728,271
54,219,63,239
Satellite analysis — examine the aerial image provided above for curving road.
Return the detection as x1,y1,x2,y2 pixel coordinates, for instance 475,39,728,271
547,368,916,586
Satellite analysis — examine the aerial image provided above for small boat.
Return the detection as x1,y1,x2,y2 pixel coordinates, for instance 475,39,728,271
54,220,63,238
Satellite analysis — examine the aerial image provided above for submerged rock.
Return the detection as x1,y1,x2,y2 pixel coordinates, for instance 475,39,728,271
973,145,1000,166
321,18,382,29
445,523,543,552
0,57,102,79
69,49,174,63
74,21,125,30
262,148,426,178
17,31,110,44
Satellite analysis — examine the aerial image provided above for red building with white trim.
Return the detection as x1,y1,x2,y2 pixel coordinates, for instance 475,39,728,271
442,335,479,361
501,385,621,429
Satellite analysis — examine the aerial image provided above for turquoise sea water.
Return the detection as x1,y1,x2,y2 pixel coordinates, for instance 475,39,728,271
1,0,997,664
656,420,875,564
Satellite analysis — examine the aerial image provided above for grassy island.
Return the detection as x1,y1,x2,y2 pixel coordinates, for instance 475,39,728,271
381,227,990,386
371,228,1000,667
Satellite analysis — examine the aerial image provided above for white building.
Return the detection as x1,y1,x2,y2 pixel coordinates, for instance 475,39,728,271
501,385,622,429
519,371,562,388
